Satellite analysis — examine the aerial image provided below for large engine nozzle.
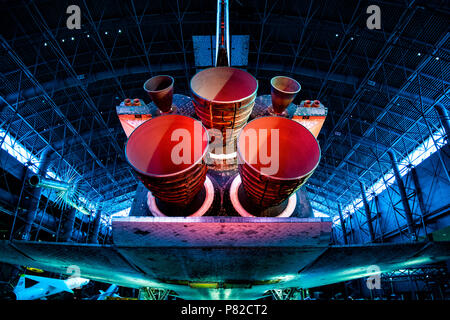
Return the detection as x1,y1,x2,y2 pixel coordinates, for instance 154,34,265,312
190,67,258,143
125,114,209,206
237,116,320,209
270,76,301,115
143,75,174,113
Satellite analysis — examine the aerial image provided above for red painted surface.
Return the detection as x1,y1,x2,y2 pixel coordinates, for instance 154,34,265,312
125,115,208,205
191,68,257,103
190,67,258,142
237,117,321,208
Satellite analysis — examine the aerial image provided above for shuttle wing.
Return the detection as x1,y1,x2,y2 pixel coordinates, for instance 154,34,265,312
0,239,448,299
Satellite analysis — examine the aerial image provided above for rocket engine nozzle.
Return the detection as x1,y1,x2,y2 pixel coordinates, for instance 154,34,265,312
237,116,320,209
125,114,209,207
143,75,174,113
270,76,301,115
190,67,258,144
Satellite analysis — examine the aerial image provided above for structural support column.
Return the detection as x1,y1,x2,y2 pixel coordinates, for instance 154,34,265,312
434,103,450,140
411,167,430,238
410,167,427,217
60,207,77,242
387,150,416,238
89,208,102,244
374,196,384,242
22,148,52,240
337,203,348,245
359,181,375,242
